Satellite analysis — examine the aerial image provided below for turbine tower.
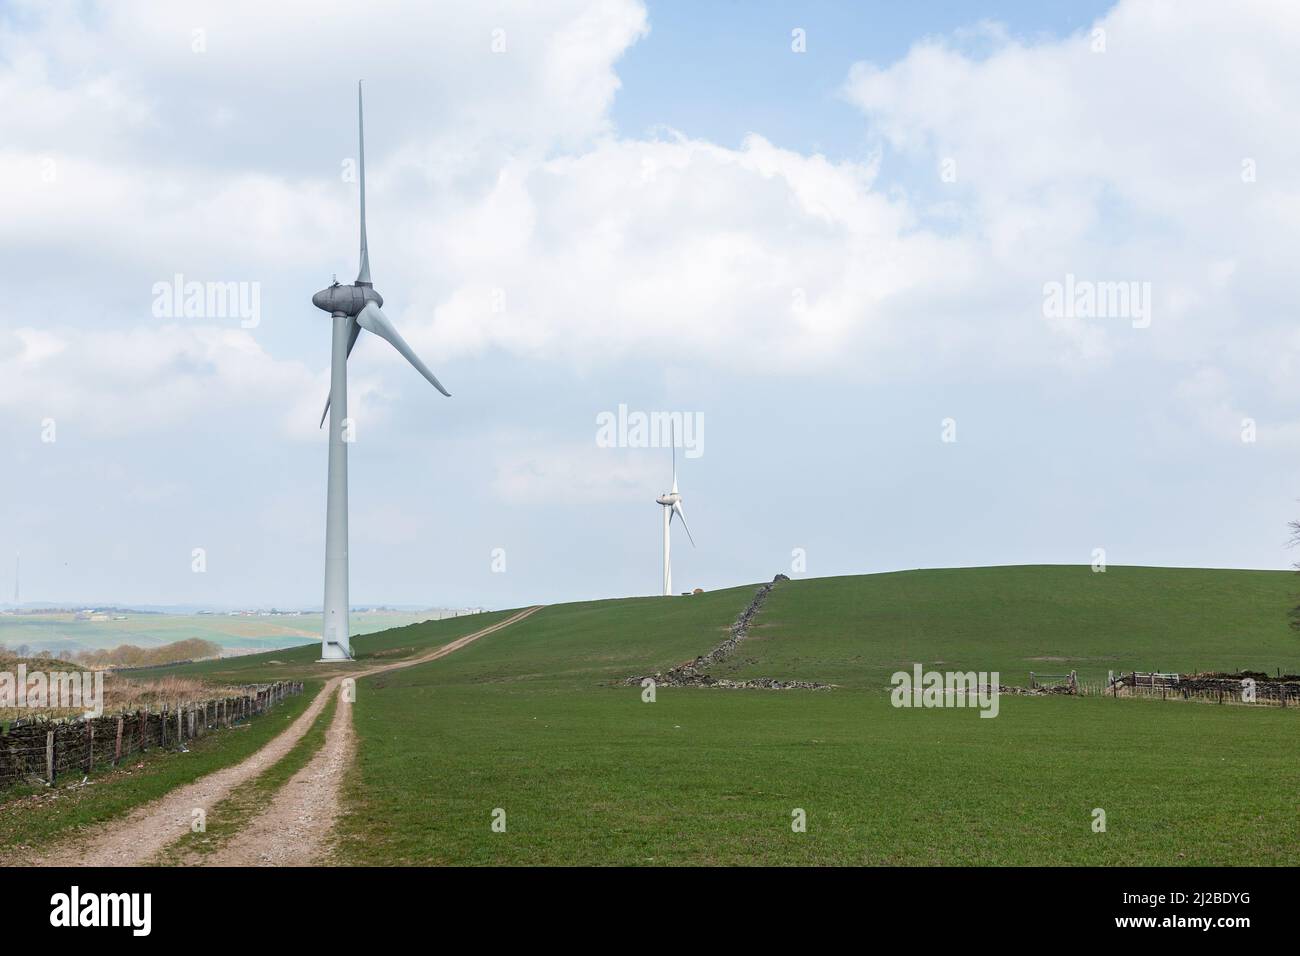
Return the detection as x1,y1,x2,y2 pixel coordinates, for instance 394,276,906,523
655,429,694,595
311,82,451,660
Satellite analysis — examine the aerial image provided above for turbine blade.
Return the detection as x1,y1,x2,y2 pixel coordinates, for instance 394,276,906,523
672,500,695,547
318,316,363,428
356,80,371,285
356,301,451,397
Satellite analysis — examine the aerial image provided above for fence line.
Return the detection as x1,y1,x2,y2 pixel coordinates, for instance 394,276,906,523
0,680,303,791
1078,674,1299,708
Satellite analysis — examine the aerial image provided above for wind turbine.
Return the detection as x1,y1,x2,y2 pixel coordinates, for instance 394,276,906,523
311,82,451,660
655,428,694,595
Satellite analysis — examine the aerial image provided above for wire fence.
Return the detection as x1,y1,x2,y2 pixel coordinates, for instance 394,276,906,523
0,680,303,791
1078,672,1300,708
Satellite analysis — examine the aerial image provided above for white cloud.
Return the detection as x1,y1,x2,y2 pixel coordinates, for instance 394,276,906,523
401,133,961,373
492,441,657,504
0,324,321,437
841,0,1300,422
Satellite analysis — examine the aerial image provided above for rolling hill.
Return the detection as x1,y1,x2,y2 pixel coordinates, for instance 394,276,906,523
106,566,1300,865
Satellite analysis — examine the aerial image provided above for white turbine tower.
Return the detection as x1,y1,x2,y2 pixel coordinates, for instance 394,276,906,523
311,83,451,660
655,430,695,595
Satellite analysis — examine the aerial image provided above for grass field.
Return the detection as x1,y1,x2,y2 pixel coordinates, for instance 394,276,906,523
28,565,1300,865
322,566,1300,865
712,565,1300,688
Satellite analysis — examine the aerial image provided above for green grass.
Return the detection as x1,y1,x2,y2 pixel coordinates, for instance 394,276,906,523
0,681,319,855
156,691,338,863
330,566,1300,865
714,565,1300,688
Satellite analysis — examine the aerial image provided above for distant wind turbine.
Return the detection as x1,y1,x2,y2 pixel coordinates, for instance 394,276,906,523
655,426,695,595
311,82,451,660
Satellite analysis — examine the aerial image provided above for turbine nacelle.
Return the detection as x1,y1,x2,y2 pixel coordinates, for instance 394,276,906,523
312,281,383,317
656,492,680,506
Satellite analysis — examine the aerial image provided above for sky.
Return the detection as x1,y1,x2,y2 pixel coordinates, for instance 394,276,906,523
2,0,1299,610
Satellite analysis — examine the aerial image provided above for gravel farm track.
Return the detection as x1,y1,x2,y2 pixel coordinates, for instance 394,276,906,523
11,606,543,867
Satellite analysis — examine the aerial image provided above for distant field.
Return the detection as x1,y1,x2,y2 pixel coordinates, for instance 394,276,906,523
0,610,474,658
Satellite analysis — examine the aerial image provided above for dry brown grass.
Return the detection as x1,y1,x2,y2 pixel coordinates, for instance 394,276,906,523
1,667,241,722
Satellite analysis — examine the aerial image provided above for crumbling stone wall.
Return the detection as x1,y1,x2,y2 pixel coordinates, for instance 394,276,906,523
625,574,829,691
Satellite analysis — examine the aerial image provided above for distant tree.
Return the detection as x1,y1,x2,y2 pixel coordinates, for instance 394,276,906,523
74,637,221,668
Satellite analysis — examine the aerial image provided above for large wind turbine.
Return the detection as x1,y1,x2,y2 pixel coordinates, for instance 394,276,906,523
311,82,451,660
655,431,695,595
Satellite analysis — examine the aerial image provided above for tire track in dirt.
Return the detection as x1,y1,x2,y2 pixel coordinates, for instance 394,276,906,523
16,605,543,867
195,604,544,867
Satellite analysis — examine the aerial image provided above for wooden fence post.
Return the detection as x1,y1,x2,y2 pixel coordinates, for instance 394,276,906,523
86,721,94,772
46,730,54,786
114,717,124,765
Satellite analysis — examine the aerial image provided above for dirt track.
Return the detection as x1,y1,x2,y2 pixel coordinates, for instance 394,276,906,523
191,678,356,866
17,606,543,867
